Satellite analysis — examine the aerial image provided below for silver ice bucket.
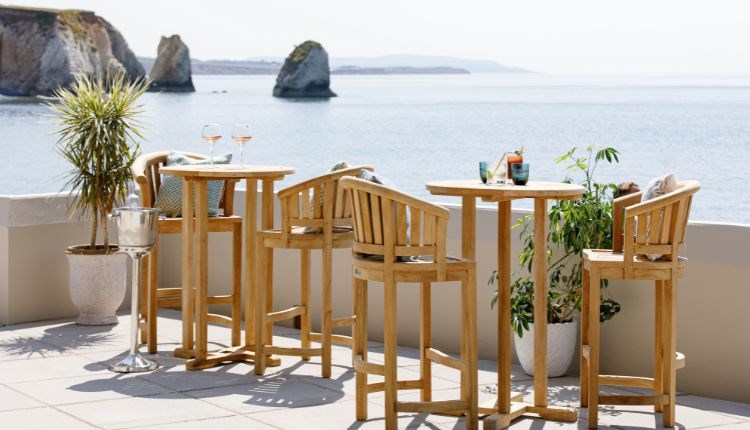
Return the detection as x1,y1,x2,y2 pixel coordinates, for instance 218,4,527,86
112,207,159,249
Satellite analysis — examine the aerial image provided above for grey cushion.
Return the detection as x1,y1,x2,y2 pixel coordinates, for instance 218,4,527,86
303,161,352,233
640,173,678,260
157,153,232,217
358,169,396,188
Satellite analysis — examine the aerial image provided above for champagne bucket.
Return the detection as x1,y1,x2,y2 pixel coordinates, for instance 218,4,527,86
109,206,160,373
112,207,159,249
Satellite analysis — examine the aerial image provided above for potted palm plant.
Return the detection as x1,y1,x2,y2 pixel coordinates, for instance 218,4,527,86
490,145,622,376
48,73,148,325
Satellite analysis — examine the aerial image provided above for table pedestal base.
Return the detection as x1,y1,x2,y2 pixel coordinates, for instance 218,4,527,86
173,347,196,359
174,345,282,371
483,403,576,429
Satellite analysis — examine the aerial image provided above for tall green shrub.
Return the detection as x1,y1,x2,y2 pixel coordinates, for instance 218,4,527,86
491,145,622,336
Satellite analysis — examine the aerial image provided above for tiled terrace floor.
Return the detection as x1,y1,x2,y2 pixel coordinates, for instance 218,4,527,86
1,310,749,429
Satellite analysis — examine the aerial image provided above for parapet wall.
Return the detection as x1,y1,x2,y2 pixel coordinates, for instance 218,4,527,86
0,190,746,403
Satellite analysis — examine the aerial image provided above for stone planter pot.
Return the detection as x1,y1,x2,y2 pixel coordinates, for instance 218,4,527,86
514,320,578,377
66,246,127,325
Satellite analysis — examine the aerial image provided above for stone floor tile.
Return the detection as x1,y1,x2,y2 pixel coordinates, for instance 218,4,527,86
0,385,45,411
0,354,108,383
582,402,742,429
79,346,189,368
676,395,750,422
0,316,748,430
122,414,276,429
187,375,344,414
0,406,97,429
9,373,171,406
137,360,254,392
250,397,465,429
57,392,234,429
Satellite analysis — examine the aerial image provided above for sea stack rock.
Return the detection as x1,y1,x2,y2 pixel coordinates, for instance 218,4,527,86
147,35,195,92
273,40,336,98
0,7,144,96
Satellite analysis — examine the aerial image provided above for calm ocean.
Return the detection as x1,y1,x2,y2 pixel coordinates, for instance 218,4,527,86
1,74,748,224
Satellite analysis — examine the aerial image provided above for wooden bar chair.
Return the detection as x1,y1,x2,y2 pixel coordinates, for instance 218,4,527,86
132,151,242,355
253,165,373,378
580,180,700,428
340,176,478,430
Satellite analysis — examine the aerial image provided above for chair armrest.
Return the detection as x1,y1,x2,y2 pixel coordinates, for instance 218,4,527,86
612,192,643,252
624,180,700,218
277,165,374,199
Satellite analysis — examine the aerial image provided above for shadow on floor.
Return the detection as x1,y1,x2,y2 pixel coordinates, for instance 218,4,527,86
0,323,119,357
72,350,351,409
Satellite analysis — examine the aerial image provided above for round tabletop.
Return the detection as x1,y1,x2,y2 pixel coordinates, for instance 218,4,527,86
426,180,585,201
160,164,295,179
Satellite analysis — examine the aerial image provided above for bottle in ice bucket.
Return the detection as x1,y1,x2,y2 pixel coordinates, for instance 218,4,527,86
507,146,524,181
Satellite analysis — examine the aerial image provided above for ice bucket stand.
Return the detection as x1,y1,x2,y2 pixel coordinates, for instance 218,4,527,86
109,206,160,373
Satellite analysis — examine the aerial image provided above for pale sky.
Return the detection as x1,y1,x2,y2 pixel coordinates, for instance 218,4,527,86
9,0,750,74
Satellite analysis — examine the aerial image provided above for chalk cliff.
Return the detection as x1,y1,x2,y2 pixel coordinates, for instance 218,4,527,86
0,7,144,96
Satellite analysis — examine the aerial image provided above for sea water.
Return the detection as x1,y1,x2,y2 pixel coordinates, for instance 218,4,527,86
1,74,748,224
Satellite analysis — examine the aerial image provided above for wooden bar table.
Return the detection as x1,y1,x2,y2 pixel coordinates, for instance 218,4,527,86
426,180,584,428
160,164,295,370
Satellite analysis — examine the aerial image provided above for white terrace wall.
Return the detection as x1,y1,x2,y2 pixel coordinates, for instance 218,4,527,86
0,190,747,403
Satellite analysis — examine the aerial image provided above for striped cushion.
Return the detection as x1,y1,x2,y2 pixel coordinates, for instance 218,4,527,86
157,153,232,217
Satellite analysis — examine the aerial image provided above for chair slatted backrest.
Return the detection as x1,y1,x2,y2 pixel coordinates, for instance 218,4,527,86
276,166,373,245
620,180,700,272
340,176,450,280
131,151,237,216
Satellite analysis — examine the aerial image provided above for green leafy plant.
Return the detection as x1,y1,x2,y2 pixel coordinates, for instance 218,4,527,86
490,145,622,337
48,73,148,254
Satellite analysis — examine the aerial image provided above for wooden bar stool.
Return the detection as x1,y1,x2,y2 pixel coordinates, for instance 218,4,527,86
254,166,373,378
340,176,478,430
132,151,242,355
581,180,700,428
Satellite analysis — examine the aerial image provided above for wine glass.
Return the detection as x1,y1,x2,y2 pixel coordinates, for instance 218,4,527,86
201,124,222,167
231,124,252,168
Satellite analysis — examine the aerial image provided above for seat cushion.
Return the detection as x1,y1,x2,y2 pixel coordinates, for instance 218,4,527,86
157,152,231,217
642,173,677,202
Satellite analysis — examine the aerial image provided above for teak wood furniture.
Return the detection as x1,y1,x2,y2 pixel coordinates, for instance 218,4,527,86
159,164,294,370
253,165,373,378
425,180,585,428
341,177,478,430
132,151,242,354
581,180,700,428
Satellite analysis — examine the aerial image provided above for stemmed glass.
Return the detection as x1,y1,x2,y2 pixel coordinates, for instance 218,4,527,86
231,124,252,168
201,124,222,167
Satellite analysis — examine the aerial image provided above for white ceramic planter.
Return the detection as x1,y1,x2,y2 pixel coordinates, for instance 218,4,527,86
514,320,578,377
66,250,128,325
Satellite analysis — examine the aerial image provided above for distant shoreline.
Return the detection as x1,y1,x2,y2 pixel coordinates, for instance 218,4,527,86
137,55,531,76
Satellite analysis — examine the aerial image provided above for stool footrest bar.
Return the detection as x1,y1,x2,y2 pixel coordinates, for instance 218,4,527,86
425,347,465,371
309,332,353,346
266,305,305,323
598,394,669,406
396,400,469,414
599,375,655,389
354,354,385,376
264,345,322,357
367,379,424,394
332,316,356,328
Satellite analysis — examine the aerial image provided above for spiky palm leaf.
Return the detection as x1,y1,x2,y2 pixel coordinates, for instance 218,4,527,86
48,74,148,252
